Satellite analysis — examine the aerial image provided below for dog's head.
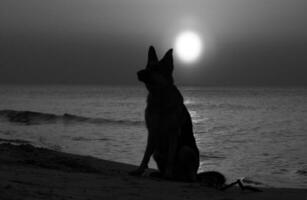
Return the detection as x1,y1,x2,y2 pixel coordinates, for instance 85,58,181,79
137,46,174,89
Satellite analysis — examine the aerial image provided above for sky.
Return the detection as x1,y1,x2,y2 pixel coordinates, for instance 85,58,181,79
1,0,307,86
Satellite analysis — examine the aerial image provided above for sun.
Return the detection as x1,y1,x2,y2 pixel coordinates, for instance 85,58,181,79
174,31,202,63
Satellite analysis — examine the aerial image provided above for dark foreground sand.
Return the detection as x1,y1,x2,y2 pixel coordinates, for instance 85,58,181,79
0,143,306,200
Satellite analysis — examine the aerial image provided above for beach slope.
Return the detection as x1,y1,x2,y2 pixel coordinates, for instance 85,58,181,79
0,143,306,200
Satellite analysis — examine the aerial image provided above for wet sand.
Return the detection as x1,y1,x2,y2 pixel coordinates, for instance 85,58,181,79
0,143,306,200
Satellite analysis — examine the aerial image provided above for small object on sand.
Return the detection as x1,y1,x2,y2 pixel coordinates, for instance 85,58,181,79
220,178,262,192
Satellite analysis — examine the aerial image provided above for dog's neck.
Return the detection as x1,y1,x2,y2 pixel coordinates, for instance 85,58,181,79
146,84,183,110
146,84,174,95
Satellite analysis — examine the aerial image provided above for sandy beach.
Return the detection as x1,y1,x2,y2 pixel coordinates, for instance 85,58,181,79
0,143,305,200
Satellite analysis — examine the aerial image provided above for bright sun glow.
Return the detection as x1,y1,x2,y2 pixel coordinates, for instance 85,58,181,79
174,31,202,63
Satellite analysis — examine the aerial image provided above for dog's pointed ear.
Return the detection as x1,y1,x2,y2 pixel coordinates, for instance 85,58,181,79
160,48,173,73
147,46,158,68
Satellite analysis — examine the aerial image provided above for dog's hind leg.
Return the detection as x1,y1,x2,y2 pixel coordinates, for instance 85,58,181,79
176,146,199,182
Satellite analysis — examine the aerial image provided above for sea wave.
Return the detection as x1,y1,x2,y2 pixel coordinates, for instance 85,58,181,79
296,169,307,176
71,136,109,142
0,138,31,145
205,103,257,110
0,109,143,126
200,152,226,160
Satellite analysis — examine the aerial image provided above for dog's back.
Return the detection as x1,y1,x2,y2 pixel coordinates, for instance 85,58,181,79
145,85,199,155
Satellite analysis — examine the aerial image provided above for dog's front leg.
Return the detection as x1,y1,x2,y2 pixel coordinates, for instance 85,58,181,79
129,132,155,176
165,129,179,179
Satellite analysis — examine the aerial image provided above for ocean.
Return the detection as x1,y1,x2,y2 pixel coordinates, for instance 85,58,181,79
0,85,306,188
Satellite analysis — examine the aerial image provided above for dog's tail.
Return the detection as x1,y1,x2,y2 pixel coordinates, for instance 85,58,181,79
197,171,262,192
197,171,226,189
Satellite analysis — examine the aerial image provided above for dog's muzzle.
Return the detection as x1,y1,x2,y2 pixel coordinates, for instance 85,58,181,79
137,70,149,82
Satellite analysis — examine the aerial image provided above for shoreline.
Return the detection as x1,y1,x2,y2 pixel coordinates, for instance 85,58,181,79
0,143,306,200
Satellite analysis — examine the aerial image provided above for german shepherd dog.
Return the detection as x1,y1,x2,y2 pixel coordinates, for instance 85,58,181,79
130,46,200,181
130,47,262,192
